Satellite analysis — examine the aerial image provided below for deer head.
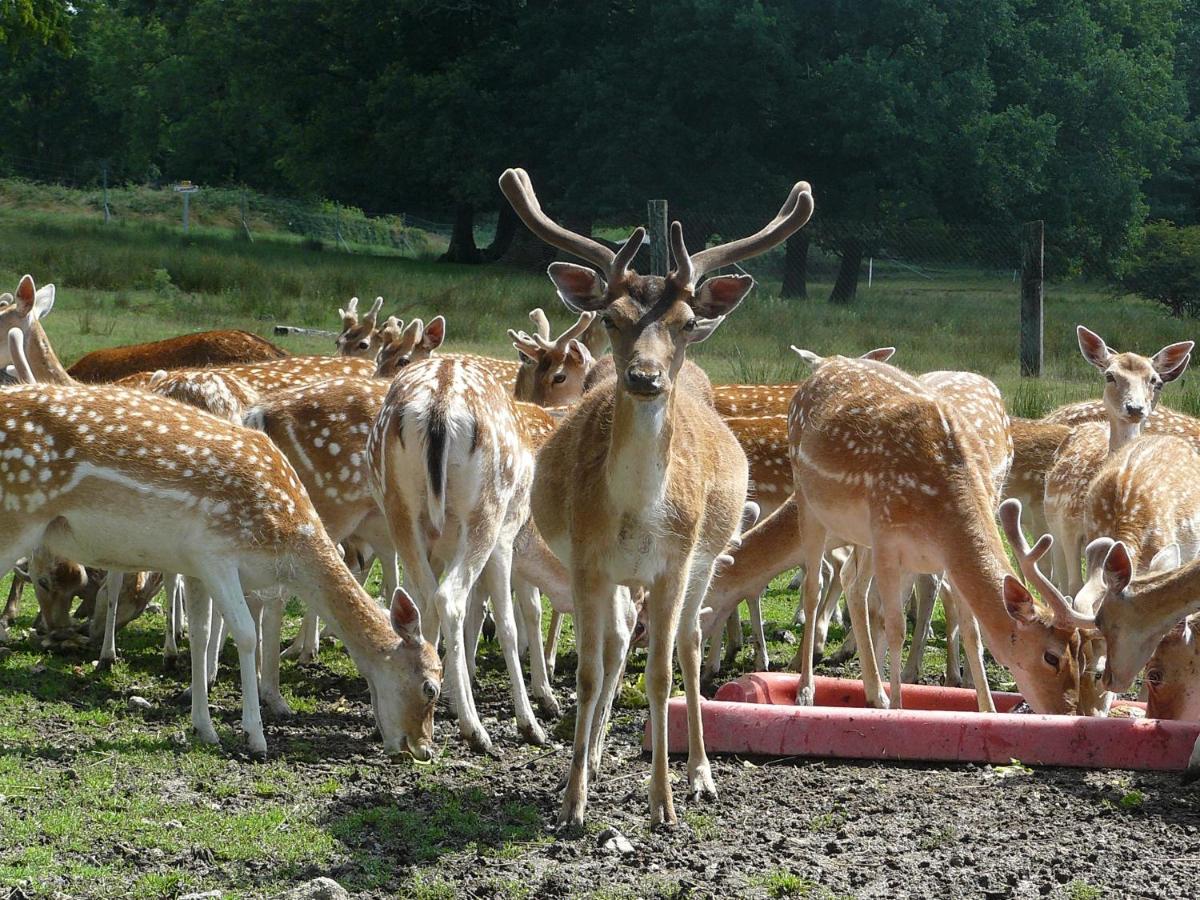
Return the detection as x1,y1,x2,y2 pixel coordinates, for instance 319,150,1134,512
509,309,597,406
0,274,54,371
1076,326,1192,426
374,316,445,378
1145,615,1200,721
499,168,813,402
335,296,385,358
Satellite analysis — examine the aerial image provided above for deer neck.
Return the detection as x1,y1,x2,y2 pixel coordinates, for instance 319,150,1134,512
26,322,73,385
605,383,676,513
1124,560,1200,639
287,542,398,658
938,484,1022,669
709,497,806,612
1108,414,1143,454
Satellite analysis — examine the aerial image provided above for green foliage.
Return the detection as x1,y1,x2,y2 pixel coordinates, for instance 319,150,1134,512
1122,221,1200,316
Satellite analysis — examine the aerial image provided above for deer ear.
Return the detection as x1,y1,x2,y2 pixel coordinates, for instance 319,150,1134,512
390,587,423,643
1077,325,1113,370
1147,543,1182,574
861,347,896,363
15,275,37,316
548,263,608,312
1152,342,1194,382
421,315,446,351
1102,542,1134,592
565,339,593,367
790,346,824,368
1084,538,1115,577
1002,576,1041,625
692,274,754,319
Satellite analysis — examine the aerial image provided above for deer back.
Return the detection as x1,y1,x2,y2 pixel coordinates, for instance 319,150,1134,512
68,330,288,383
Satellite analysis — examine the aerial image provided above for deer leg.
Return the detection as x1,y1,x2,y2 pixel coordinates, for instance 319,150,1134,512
205,567,267,757
543,609,562,682
258,591,291,717
183,576,218,746
812,559,843,660
723,608,743,664
463,584,487,684
163,573,181,668
955,596,994,713
558,574,618,828
96,570,124,669
679,557,722,805
943,583,963,687
1,569,26,643
902,574,939,683
585,587,634,781
702,611,725,682
515,578,558,718
748,591,769,672
792,538,830,705
842,548,888,708
646,566,688,827
873,552,912,710
481,545,545,746
435,557,491,753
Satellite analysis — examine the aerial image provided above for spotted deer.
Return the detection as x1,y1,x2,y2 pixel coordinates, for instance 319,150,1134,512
374,316,446,379
335,296,385,358
0,367,440,758
1073,434,1200,715
1044,327,1192,595
789,350,1085,714
1006,417,1071,546
500,167,813,826
367,354,550,752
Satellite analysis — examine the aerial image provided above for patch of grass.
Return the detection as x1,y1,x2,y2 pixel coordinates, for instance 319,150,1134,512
1119,789,1145,809
754,869,818,898
684,810,719,840
919,824,958,849
807,811,845,833
1066,880,1103,900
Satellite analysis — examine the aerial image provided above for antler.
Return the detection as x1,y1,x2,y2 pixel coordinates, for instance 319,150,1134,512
998,498,1096,629
363,296,384,327
670,181,815,286
529,308,551,341
7,327,35,384
499,167,643,285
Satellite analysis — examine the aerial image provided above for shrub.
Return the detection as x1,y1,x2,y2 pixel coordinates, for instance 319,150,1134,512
1122,222,1200,317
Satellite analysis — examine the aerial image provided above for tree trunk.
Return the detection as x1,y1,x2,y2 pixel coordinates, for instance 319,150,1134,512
481,203,518,262
441,203,480,264
780,230,810,299
828,236,864,305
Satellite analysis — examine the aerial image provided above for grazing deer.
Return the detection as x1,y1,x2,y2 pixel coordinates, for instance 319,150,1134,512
1074,434,1200,714
367,354,550,752
500,166,813,826
790,349,1084,714
67,330,288,383
1044,327,1192,595
335,296,385,358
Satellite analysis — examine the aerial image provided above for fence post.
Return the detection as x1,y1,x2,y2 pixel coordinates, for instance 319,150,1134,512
1020,220,1044,377
101,162,110,224
240,188,253,242
647,199,668,276
335,203,350,252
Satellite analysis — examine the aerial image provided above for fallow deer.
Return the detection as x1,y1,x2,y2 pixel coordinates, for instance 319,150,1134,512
1075,434,1200,715
334,296,385,358
500,167,813,826
374,316,446,379
1043,327,1192,595
712,382,798,418
367,354,548,752
510,310,597,407
789,350,1084,714
0,276,441,757
67,330,289,383
1006,417,1071,548
1145,615,1200,723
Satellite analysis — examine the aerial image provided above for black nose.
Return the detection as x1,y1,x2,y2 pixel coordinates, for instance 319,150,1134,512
1124,402,1146,418
625,366,663,394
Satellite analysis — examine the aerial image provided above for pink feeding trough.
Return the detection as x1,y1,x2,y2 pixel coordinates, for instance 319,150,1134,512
645,674,1200,771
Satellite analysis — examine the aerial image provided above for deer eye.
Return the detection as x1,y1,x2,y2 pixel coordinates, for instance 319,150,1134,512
1104,372,1115,383
1152,377,1163,391
358,340,371,351
683,318,697,332
552,372,567,384
1147,669,1164,686
1043,651,1060,668
602,315,617,330
37,577,50,590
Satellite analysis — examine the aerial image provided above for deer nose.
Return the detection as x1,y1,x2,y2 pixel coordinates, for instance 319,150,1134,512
625,364,664,396
1124,402,1146,420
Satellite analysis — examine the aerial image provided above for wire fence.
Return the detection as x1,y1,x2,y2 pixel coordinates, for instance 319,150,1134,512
0,157,1024,295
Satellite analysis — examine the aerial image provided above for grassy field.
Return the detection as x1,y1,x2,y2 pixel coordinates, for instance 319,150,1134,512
0,195,1190,897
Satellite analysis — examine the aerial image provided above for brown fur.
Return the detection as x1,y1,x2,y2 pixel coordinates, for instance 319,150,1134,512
68,331,287,383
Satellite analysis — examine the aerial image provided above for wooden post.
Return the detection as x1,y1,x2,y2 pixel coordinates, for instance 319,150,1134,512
648,199,668,276
1020,220,1044,377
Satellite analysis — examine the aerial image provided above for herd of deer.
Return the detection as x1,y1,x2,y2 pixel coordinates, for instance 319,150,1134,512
4,169,1200,829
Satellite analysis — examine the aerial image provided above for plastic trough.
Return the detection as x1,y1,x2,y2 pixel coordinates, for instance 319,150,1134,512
644,674,1200,771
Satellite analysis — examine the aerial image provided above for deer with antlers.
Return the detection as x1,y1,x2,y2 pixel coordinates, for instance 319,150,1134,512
510,310,598,407
499,167,813,826
1043,327,1193,596
335,296,385,358
0,276,442,757
789,346,1085,714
